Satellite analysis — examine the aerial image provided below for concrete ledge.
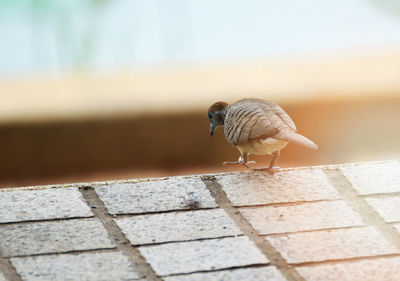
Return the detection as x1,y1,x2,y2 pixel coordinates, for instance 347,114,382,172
1,160,400,280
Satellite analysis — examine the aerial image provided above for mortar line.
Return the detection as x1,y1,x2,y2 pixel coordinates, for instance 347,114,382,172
113,207,218,218
262,225,367,237
361,192,400,198
293,253,400,267
161,263,272,277
135,234,243,247
236,198,340,209
0,252,22,281
5,248,117,259
324,169,400,251
201,176,305,281
0,216,95,226
238,198,341,209
79,187,161,281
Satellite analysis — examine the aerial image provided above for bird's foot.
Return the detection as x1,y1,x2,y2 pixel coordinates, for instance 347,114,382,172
223,157,256,169
251,166,280,175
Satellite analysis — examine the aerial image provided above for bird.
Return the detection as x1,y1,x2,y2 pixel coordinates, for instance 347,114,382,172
208,98,318,174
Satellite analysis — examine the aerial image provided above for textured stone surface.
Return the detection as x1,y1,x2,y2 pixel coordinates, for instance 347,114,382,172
0,219,114,257
297,256,400,281
0,271,6,281
117,209,241,245
217,169,339,206
139,236,269,276
96,177,217,214
341,161,400,195
240,201,364,235
163,266,286,281
366,196,400,222
1,160,400,281
266,226,398,264
0,188,93,223
11,251,140,281
393,223,400,234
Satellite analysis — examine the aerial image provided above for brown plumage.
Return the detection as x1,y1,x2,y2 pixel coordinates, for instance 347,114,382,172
208,98,317,174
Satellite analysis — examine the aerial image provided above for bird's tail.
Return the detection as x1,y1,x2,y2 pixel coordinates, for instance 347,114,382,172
277,130,318,150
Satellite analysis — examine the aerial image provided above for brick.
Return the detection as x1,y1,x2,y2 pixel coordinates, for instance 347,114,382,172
341,161,400,195
11,251,140,281
297,256,400,281
0,218,114,257
116,209,241,245
139,236,269,276
216,169,339,206
366,196,400,222
266,226,398,264
240,201,364,235
0,188,93,223
95,177,217,215
163,266,286,281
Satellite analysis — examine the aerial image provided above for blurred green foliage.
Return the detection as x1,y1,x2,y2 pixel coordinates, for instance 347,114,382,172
0,0,109,17
372,0,400,17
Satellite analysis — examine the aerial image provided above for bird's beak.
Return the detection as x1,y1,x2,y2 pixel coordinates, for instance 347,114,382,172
210,122,215,137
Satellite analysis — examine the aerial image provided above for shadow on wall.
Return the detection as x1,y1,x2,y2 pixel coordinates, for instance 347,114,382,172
0,96,399,188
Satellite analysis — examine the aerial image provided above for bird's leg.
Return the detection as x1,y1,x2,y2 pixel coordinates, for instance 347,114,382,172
252,150,280,174
241,153,256,168
223,152,256,168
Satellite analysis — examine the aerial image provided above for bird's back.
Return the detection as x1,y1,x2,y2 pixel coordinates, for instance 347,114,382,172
224,98,295,146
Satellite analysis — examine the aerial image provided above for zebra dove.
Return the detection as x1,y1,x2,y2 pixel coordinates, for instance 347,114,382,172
208,98,317,174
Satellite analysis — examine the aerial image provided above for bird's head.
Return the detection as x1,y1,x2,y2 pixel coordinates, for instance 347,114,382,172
208,101,229,136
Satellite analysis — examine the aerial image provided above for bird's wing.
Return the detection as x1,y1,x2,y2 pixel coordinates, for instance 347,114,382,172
255,99,297,131
272,104,297,131
224,101,279,146
225,98,317,150
256,100,317,149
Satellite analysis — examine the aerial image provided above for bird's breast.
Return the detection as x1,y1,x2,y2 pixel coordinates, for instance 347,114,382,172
237,138,288,155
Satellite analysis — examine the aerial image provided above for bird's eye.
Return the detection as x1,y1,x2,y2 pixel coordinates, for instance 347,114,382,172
208,112,213,119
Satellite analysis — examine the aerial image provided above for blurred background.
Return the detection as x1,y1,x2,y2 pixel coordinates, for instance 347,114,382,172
0,0,399,188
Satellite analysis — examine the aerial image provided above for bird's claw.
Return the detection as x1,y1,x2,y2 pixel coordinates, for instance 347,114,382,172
251,166,280,175
223,157,256,169
243,161,256,168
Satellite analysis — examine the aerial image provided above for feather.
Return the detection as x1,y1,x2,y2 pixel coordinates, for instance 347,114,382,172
275,130,318,150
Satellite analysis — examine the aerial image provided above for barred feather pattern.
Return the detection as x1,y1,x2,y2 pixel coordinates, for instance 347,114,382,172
223,98,317,152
